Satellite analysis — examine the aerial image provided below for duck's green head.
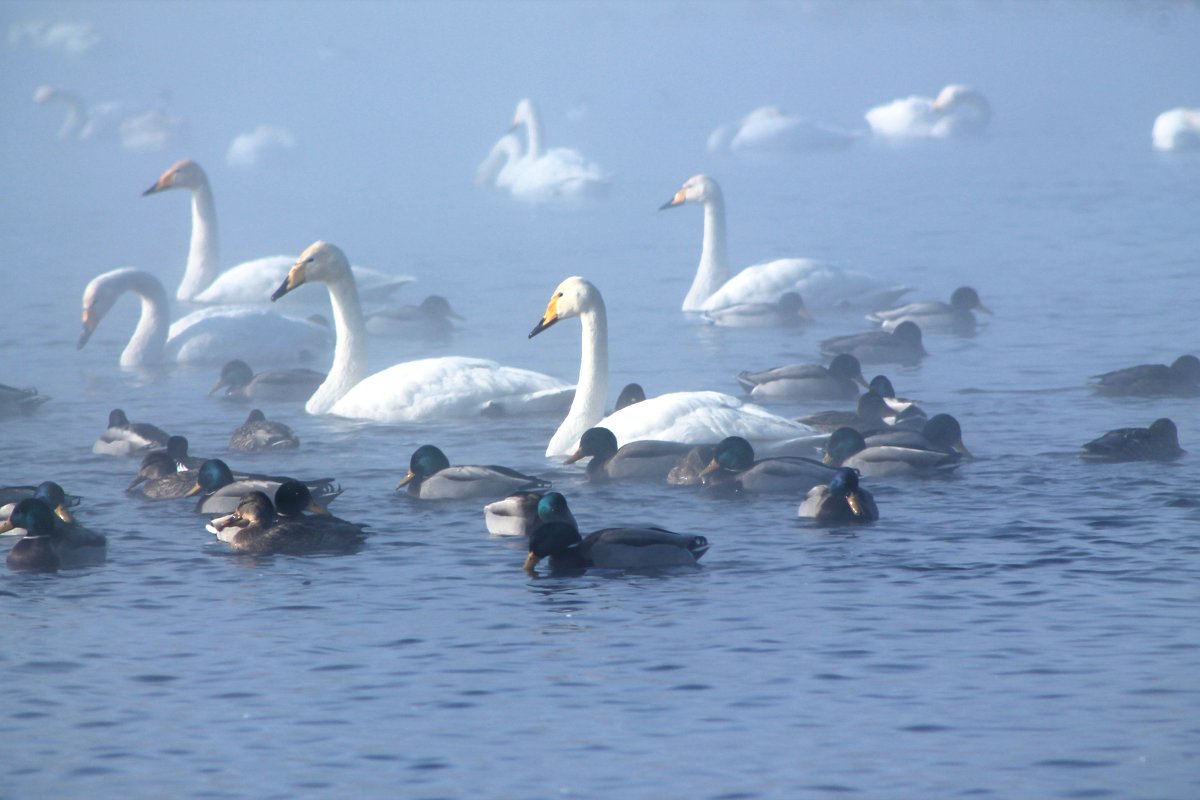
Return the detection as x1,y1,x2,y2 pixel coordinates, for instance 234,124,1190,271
397,445,450,489
868,374,895,398
892,321,925,351
701,436,755,477
274,480,328,517
1149,418,1180,444
828,468,868,517
951,286,990,314
824,427,867,466
829,354,867,386
524,521,583,572
565,428,618,465
8,498,57,538
188,459,235,496
33,481,74,524
924,414,970,456
210,360,254,395
536,492,573,523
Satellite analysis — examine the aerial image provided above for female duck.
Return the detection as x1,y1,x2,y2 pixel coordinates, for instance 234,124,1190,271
271,241,573,422
209,359,325,402
127,452,197,500
1080,418,1184,463
867,286,990,335
484,489,578,538
798,468,879,523
824,426,959,477
736,354,867,403
564,427,695,483
188,459,341,515
698,436,835,494
5,498,106,572
796,391,895,434
820,321,926,366
397,444,548,501
210,491,365,555
1090,355,1200,397
229,409,300,451
93,408,170,456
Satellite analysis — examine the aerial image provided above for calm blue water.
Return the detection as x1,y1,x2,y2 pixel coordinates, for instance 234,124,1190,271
3,3,1199,798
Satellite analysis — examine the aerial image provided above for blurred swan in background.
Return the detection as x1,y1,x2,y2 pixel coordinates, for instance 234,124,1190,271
271,241,572,422
866,84,991,139
477,99,609,203
144,159,413,303
660,174,909,312
529,276,825,458
1152,108,1200,151
79,268,330,367
34,85,183,151
707,106,861,154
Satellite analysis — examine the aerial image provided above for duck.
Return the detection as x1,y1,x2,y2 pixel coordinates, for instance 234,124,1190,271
483,490,578,538
820,321,926,365
1090,355,1200,398
79,267,330,367
93,408,170,456
707,105,861,154
4,497,106,572
823,426,959,477
126,452,198,500
867,374,925,420
364,295,462,339
272,241,573,422
736,354,867,403
165,435,206,470
529,276,825,457
1080,418,1184,463
187,458,341,515
796,391,899,434
209,490,365,555
867,286,990,335
143,159,412,304
209,359,326,402
1152,108,1200,152
659,175,909,312
866,84,991,139
228,409,300,451
1,481,77,528
864,413,973,457
396,444,548,500
798,468,879,523
698,436,836,494
0,383,50,417
666,444,719,486
701,292,812,328
614,383,645,411
523,501,709,573
564,427,695,482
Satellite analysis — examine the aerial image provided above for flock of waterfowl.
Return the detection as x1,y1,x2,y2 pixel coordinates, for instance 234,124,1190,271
4,91,1196,576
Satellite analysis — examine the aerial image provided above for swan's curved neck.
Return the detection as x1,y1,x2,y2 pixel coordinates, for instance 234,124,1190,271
547,295,609,457
522,110,544,160
116,271,171,367
53,92,87,139
683,187,730,311
178,179,219,302
306,271,368,415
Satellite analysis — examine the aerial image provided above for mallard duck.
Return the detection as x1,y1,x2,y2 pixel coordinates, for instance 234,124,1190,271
867,286,990,335
210,491,364,554
93,408,170,456
820,321,926,366
564,427,695,482
614,383,646,411
396,444,548,500
699,436,835,494
796,391,894,434
209,359,326,402
824,426,959,477
1090,355,1200,398
188,459,341,515
1,481,77,527
701,292,812,328
523,504,709,573
364,295,463,338
229,409,300,451
0,383,50,417
867,374,926,420
166,435,205,470
126,452,196,500
484,490,578,537
798,468,879,522
864,413,973,457
4,497,106,572
1081,418,1184,463
736,354,867,403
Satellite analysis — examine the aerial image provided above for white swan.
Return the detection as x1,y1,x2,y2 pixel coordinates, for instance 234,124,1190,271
1152,108,1200,152
707,106,861,154
144,160,413,304
865,84,991,139
660,175,910,313
478,99,609,203
529,276,825,458
34,85,182,151
271,241,573,421
78,268,330,367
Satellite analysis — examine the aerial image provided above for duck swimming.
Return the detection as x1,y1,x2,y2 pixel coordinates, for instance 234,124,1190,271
4,497,106,572
564,427,696,483
228,409,300,452
1080,418,1184,463
823,426,959,477
820,321,926,366
127,452,198,500
364,295,462,339
1090,355,1200,398
0,383,50,417
614,383,646,411
188,459,341,515
210,490,365,555
736,354,867,403
93,409,170,456
864,413,973,457
1,481,77,527
867,374,925,420
867,286,990,335
209,359,326,403
798,468,879,523
484,490,578,538
397,445,549,501
698,436,835,494
796,391,895,434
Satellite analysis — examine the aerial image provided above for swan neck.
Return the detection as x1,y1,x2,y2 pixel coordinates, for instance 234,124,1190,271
179,180,219,302
524,110,544,160
684,189,730,311
547,296,609,457
120,272,170,367
306,271,368,415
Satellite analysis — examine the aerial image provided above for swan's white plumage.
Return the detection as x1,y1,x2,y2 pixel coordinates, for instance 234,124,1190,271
865,84,991,139
1152,108,1200,152
708,106,861,154
192,255,413,307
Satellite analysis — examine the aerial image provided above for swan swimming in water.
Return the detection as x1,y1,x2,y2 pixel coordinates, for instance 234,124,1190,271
866,84,991,140
271,241,573,422
659,175,909,312
144,159,413,304
78,268,330,367
707,106,862,154
477,99,610,204
1152,108,1200,152
528,276,825,458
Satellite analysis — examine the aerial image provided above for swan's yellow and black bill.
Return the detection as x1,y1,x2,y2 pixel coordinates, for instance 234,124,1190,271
529,293,561,338
271,262,307,302
78,307,97,349
142,179,166,196
659,189,686,210
395,471,416,489
522,552,542,572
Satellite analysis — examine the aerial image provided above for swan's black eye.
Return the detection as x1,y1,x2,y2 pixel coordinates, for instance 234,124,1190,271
304,258,314,265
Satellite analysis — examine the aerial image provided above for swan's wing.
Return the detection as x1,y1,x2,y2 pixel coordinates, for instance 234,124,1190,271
510,149,609,203
702,259,907,312
732,112,861,153
168,308,331,366
865,95,937,138
195,257,412,305
867,301,946,322
598,390,815,447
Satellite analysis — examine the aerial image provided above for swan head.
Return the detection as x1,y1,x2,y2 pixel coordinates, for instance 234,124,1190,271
529,276,599,338
78,269,129,349
511,98,538,130
271,241,351,301
34,85,59,103
932,85,984,111
659,174,721,210
143,159,207,195
274,480,328,517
